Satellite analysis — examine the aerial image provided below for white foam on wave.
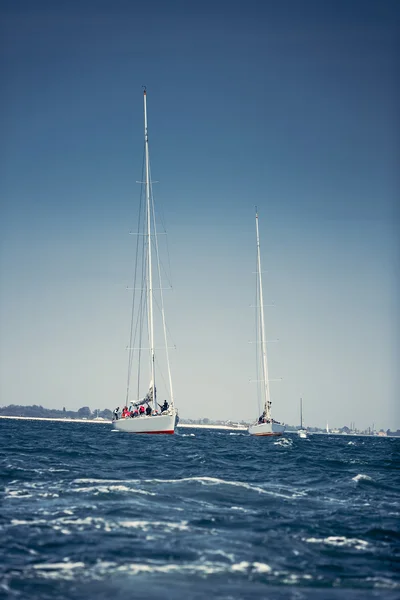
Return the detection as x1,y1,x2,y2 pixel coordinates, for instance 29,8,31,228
51,525,72,535
231,561,250,572
44,515,190,535
120,520,189,532
72,477,300,501
281,572,313,584
366,576,400,590
11,518,46,526
73,484,156,496
230,506,253,513
5,489,33,499
115,560,272,576
142,476,292,499
37,492,60,498
230,561,271,573
116,562,225,576
29,557,313,584
180,433,195,437
352,474,373,482
57,516,104,528
33,561,85,571
74,478,128,484
305,536,369,550
48,468,70,472
273,437,293,447
202,549,235,562
252,562,272,573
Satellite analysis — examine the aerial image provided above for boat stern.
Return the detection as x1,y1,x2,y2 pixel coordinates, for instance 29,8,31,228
113,411,176,434
248,421,285,436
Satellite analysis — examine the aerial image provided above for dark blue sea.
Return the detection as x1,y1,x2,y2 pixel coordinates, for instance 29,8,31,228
1,420,399,599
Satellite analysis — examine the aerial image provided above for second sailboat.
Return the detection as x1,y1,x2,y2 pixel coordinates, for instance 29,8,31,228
248,211,284,437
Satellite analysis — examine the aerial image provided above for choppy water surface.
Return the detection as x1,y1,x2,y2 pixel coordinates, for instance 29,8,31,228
1,420,399,599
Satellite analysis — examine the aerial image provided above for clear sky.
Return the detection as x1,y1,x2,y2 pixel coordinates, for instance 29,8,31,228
1,0,399,430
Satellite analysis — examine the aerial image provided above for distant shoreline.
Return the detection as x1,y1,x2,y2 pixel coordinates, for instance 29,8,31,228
0,415,247,431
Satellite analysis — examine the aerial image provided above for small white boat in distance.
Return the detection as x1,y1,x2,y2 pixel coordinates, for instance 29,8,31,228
113,89,178,435
248,211,284,437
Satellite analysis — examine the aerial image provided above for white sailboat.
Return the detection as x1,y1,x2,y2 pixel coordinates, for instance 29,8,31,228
298,397,307,438
248,211,285,437
113,89,178,434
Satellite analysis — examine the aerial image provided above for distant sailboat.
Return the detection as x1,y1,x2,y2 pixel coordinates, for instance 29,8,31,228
248,211,285,437
113,89,178,434
326,422,330,434
298,397,307,438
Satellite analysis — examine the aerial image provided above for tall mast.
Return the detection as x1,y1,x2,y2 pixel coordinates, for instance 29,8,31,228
256,210,271,419
300,397,303,429
143,88,156,410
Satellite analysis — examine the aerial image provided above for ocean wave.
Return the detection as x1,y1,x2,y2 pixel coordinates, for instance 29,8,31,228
73,484,156,496
33,561,85,571
352,474,373,482
27,559,277,580
273,437,293,447
139,476,295,499
2,419,399,598
304,536,369,550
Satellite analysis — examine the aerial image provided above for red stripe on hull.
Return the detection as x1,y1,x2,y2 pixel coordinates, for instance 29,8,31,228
129,430,174,435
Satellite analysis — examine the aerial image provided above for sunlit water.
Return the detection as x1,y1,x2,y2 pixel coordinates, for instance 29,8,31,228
1,420,399,599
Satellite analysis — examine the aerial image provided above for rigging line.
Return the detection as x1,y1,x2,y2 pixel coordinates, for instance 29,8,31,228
135,232,148,403
125,156,146,404
149,162,168,234
148,162,173,289
151,184,175,406
148,232,173,289
153,200,174,291
155,251,173,289
126,149,146,397
255,250,262,418
128,187,148,402
128,225,148,404
130,241,147,404
164,229,173,290
150,293,177,350
154,355,171,404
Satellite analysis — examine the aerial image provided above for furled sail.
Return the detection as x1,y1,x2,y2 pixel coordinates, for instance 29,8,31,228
132,381,155,407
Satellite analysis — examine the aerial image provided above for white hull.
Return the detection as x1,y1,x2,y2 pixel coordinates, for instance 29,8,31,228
248,422,285,436
113,412,176,434
298,429,307,438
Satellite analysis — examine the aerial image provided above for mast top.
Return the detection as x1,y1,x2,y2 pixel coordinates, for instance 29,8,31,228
143,86,147,96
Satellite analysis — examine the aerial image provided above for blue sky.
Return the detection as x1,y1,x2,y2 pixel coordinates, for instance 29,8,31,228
1,0,398,430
